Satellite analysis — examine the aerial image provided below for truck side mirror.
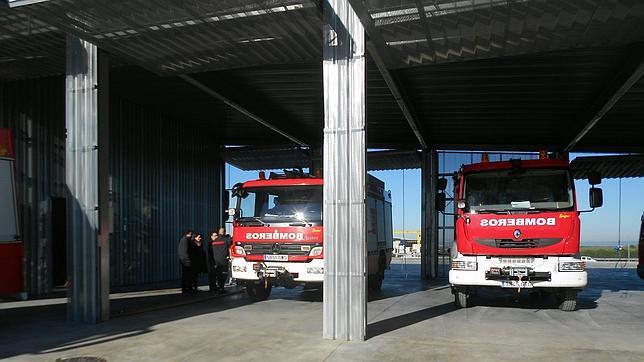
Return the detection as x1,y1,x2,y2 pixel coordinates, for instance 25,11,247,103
437,178,447,191
589,187,603,209
436,193,446,212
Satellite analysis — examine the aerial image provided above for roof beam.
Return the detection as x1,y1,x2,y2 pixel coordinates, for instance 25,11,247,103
564,47,644,151
179,74,309,147
368,43,428,150
346,0,429,149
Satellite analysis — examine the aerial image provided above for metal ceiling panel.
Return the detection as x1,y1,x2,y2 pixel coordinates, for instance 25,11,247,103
571,154,644,179
365,0,644,68
13,0,324,75
0,5,65,79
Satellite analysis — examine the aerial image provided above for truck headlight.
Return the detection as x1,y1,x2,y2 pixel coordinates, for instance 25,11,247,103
451,260,477,271
309,247,323,257
232,265,247,272
559,261,585,271
233,246,246,255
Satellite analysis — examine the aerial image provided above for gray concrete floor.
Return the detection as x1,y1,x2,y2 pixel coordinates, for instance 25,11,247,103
1,263,642,361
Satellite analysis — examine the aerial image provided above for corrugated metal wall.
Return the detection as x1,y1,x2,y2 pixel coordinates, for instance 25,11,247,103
109,98,222,288
0,76,66,296
0,76,223,295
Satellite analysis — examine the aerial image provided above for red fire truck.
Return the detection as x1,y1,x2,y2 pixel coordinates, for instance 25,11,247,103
228,170,393,301
440,155,603,311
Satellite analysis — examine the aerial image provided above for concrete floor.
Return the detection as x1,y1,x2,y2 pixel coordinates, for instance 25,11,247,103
1,262,642,361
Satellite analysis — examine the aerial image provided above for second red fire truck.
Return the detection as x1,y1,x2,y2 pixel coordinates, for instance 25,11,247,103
440,154,603,311
228,170,393,301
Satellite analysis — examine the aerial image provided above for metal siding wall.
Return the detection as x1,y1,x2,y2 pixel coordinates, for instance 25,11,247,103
0,77,66,297
0,75,222,295
109,99,221,289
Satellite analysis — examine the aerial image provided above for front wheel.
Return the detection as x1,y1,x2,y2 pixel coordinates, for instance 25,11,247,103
246,281,272,301
558,290,578,311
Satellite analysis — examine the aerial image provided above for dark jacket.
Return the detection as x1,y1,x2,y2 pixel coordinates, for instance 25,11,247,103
189,241,207,273
209,235,232,268
178,236,191,266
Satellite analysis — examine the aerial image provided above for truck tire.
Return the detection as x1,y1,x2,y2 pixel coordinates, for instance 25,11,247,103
558,290,577,311
368,253,386,291
246,282,272,301
454,289,469,309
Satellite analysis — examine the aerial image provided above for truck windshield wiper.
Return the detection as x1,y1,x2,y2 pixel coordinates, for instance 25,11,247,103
239,216,267,225
474,209,506,214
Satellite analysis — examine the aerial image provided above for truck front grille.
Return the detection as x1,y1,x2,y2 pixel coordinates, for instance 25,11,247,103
476,238,561,249
243,243,320,256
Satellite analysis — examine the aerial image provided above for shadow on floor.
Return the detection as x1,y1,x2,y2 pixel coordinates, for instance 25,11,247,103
0,287,251,359
367,302,455,339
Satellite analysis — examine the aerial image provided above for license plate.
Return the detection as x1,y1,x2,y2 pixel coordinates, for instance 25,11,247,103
501,280,533,288
264,255,288,261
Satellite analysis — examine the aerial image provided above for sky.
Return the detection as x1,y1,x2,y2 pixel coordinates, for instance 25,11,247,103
225,154,643,247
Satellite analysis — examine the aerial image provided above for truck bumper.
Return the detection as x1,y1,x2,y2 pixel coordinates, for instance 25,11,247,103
449,255,587,289
231,257,324,283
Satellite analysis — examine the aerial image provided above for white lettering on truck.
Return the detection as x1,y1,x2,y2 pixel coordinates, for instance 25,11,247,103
245,231,304,240
480,218,555,227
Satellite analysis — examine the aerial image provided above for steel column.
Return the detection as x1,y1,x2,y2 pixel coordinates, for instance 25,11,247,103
66,35,108,323
421,150,438,279
322,0,367,341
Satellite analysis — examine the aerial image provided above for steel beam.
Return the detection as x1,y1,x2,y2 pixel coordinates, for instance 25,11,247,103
178,75,308,148
565,48,644,151
66,35,109,323
97,49,111,322
322,0,367,341
346,0,428,149
367,43,428,150
420,150,438,279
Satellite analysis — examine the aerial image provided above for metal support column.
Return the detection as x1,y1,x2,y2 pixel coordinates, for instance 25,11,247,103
66,35,109,323
322,0,367,341
217,150,227,227
421,150,438,279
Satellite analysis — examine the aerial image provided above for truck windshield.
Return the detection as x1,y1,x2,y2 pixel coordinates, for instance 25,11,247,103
237,186,322,222
464,168,573,212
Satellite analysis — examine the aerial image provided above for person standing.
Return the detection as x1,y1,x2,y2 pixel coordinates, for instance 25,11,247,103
178,230,194,294
189,233,207,292
208,228,232,293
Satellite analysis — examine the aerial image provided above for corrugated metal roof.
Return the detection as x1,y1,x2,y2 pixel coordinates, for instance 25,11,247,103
1,0,643,152
367,0,644,68
13,0,324,75
571,154,644,179
0,6,65,79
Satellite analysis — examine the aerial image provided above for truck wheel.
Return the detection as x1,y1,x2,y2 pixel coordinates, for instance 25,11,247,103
558,290,577,311
369,254,386,291
246,282,272,301
368,273,383,291
454,290,469,309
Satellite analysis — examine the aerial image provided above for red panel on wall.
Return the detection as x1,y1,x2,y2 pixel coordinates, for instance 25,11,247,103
0,243,23,294
0,129,14,158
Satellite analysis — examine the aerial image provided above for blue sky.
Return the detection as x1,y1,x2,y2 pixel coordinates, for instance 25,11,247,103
226,155,643,247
